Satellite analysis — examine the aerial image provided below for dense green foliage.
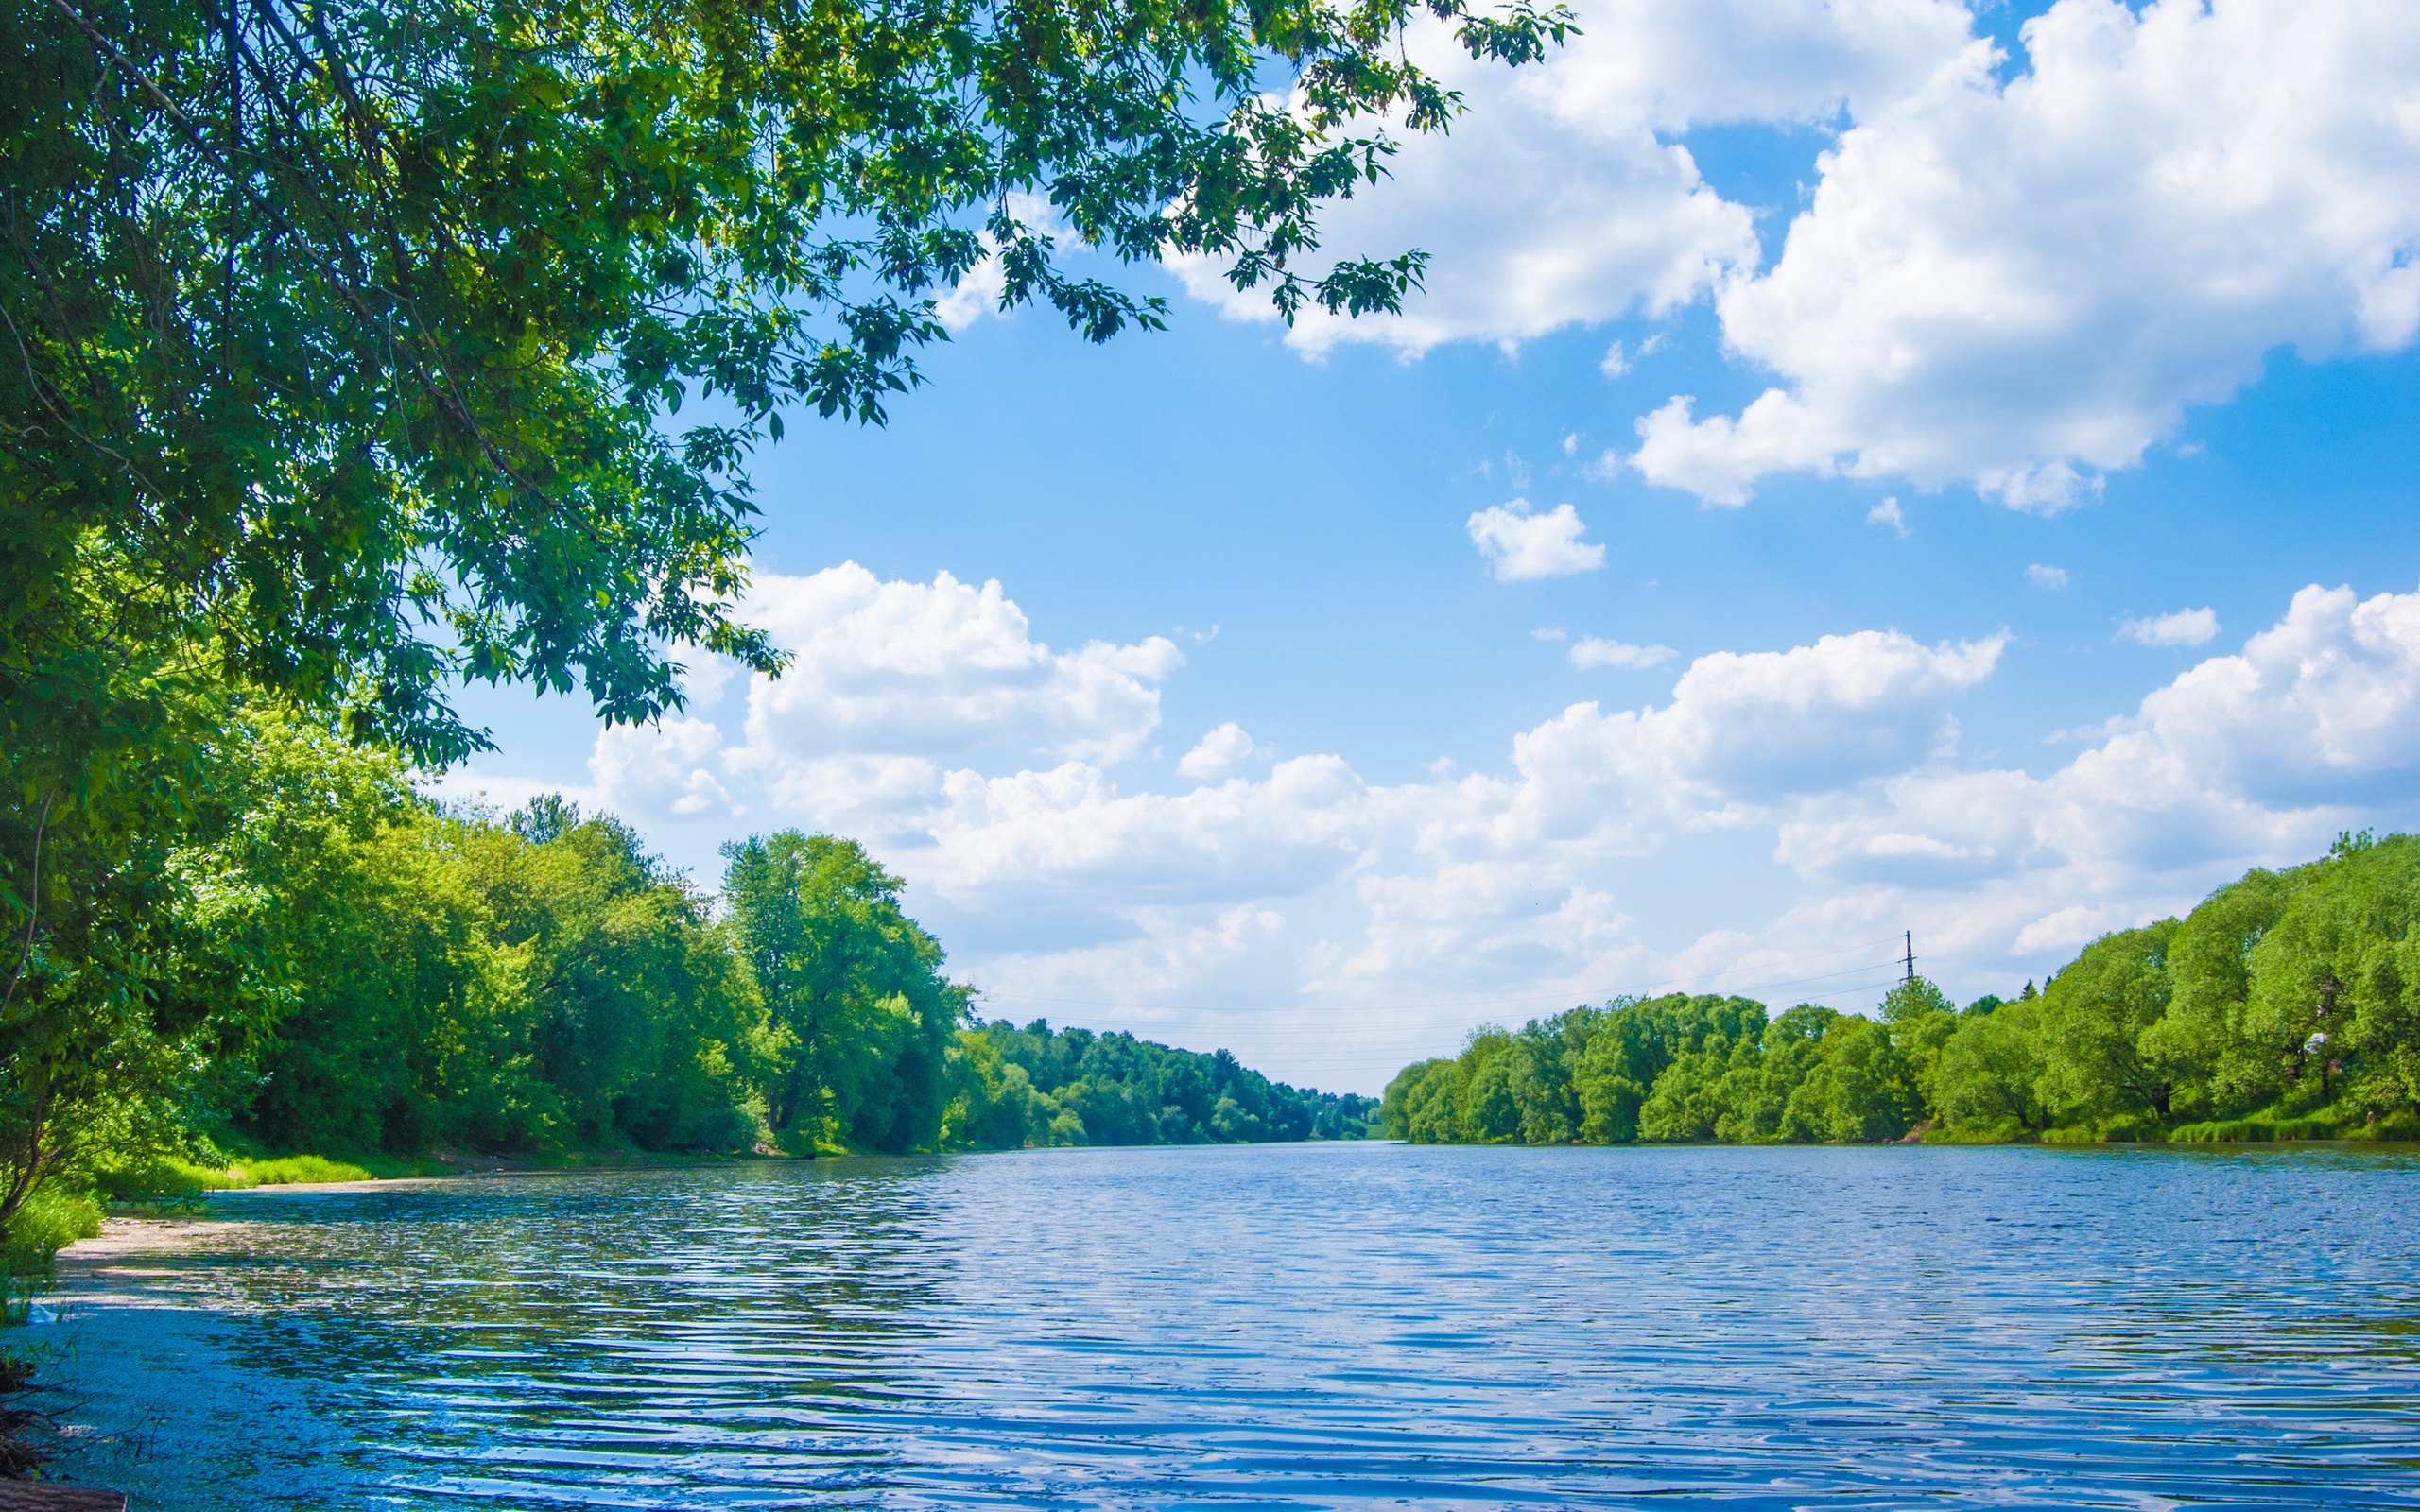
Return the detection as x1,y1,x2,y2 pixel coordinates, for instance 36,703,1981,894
9,0,1569,762
952,1019,1377,1149
11,719,1366,1192
1382,833,2420,1146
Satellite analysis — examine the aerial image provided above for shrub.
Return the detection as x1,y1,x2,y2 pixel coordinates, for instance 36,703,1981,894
235,1156,373,1185
0,1184,102,1323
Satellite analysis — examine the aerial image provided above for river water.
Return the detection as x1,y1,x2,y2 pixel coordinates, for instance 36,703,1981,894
40,1141,2420,1508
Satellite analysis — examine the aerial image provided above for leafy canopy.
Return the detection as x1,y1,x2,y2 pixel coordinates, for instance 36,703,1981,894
9,0,1573,763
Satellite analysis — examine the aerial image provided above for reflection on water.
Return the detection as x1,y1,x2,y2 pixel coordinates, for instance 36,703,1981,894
50,1142,2420,1508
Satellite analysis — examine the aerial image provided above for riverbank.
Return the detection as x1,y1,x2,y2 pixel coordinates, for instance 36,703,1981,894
17,1210,371,1503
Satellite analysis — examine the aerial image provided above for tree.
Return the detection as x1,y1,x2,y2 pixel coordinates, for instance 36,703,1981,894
1,0,1569,1229
719,831,964,1153
1780,1017,1912,1143
9,0,1573,765
2243,834,2420,1122
1880,975,1957,1120
2033,922,2183,1129
2150,866,2308,1116
1930,998,2048,1135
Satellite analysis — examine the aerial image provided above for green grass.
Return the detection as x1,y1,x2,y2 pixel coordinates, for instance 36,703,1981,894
98,1152,394,1202
1921,1120,2033,1144
233,1155,374,1185
2168,1111,2344,1143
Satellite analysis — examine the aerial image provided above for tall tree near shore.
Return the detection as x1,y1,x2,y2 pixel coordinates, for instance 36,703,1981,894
720,832,964,1152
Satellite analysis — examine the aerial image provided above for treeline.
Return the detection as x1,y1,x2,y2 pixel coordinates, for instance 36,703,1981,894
71,709,1364,1193
959,1020,1378,1149
1383,832,2420,1146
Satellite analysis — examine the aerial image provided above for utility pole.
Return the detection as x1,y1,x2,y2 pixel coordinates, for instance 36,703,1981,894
1902,931,1916,986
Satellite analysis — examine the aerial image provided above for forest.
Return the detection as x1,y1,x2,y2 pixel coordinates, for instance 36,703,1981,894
1381,831,2420,1147
45,706,1370,1229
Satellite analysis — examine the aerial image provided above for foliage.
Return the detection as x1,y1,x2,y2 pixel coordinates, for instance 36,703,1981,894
1378,834,2420,1147
0,1182,98,1321
721,831,961,1153
9,713,1354,1219
0,0,1566,1279
8,0,1569,765
945,1019,1376,1150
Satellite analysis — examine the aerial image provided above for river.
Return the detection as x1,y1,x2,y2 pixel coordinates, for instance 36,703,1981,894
38,1141,2420,1508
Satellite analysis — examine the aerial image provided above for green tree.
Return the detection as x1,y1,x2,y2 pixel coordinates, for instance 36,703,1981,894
9,0,1570,765
1780,1017,1913,1143
1930,998,2048,1135
1879,975,1957,1120
2149,866,2308,1117
2032,921,2183,1129
2243,834,2420,1122
720,831,964,1153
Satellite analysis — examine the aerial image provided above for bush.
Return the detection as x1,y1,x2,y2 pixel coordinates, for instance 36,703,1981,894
96,1159,247,1203
2348,1109,2420,1141
236,1156,372,1185
1921,1118,2031,1144
2169,1110,2346,1143
1,1185,102,1324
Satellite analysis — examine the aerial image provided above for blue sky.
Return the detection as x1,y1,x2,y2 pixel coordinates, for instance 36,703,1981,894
441,0,2420,1092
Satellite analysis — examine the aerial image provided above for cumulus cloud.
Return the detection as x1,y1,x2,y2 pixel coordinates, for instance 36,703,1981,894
591,716,735,821
1201,0,2420,514
1868,497,1909,536
1568,636,1677,669
2026,563,2070,590
1468,500,1607,580
925,756,1374,909
731,563,1182,774
1177,722,1262,780
2119,607,2221,647
1628,0,2420,508
1776,586,2420,954
546,562,2420,1088
943,587,2420,1082
1168,0,1995,356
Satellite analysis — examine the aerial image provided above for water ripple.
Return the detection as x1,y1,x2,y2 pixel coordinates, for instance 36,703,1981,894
48,1142,2420,1509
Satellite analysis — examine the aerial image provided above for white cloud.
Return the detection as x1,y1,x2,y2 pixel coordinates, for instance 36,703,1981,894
931,586,2420,1083
540,562,2420,1090
1629,0,2420,508
1178,722,1262,780
1868,497,1909,536
1533,627,1571,642
1468,500,1607,580
2026,563,2071,590
1167,0,1992,357
591,716,735,821
1568,636,1677,669
731,563,1182,774
926,756,1374,909
2119,607,2221,647
1602,333,1670,377
1777,586,2420,911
